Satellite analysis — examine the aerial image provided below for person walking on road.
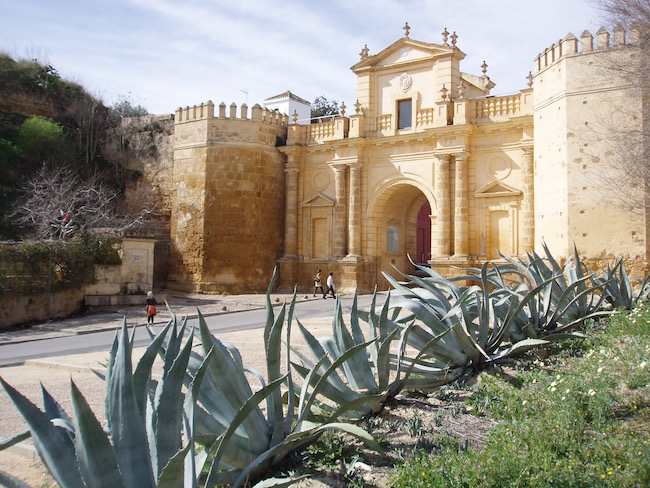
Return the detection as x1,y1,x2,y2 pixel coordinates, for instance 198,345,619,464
146,291,157,324
323,272,336,299
313,269,323,296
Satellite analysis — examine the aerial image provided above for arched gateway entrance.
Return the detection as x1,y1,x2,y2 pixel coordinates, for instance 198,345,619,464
366,181,434,289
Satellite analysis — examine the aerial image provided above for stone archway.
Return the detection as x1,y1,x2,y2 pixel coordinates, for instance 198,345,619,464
365,179,435,288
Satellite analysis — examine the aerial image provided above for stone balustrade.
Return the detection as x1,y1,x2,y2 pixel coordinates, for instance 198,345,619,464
473,94,523,121
284,91,532,146
286,117,350,145
416,107,435,128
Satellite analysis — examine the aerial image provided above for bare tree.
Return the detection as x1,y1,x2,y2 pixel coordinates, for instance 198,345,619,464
104,98,150,189
65,96,111,175
585,0,650,214
10,164,152,241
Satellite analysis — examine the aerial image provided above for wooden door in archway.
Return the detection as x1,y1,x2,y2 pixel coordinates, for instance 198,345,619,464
416,201,431,264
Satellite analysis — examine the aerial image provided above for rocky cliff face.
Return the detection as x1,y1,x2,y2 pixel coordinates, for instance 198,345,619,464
0,90,58,132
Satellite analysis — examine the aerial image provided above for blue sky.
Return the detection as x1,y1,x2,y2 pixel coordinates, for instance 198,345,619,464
1,0,603,115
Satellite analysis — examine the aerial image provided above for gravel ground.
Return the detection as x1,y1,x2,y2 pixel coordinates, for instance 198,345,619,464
0,294,334,487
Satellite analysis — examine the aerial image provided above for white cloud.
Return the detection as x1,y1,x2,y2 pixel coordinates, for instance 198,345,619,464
1,0,602,114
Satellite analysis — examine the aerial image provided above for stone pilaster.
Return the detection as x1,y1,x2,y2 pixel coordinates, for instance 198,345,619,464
284,163,299,257
333,164,348,256
453,153,469,257
433,154,451,257
347,163,362,256
520,145,534,253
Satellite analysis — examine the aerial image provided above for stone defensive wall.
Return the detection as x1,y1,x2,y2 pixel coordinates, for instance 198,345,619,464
535,24,635,73
169,100,288,293
174,100,288,147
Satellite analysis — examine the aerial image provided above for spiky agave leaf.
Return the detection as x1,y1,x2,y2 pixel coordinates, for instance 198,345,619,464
204,374,288,487
153,326,194,477
70,379,124,488
0,377,85,488
107,321,156,487
183,348,213,488
197,311,270,446
0,429,30,450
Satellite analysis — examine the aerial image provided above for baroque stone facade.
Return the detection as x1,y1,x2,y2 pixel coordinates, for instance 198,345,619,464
157,24,648,294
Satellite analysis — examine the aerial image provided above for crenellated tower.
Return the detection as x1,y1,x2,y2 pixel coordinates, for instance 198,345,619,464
532,24,648,271
169,100,288,292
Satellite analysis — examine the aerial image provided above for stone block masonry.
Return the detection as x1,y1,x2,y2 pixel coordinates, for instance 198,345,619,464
168,101,288,293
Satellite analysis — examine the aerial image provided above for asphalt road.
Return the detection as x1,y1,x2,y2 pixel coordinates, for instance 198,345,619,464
0,294,382,367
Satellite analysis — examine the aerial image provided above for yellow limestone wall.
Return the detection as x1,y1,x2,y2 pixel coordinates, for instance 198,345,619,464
533,27,648,267
169,102,287,293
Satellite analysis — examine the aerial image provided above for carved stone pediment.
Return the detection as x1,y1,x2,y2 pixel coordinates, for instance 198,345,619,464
351,38,464,72
474,180,521,198
303,192,335,206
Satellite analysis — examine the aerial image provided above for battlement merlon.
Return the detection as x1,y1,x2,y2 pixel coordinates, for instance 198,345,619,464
175,101,289,126
534,24,638,73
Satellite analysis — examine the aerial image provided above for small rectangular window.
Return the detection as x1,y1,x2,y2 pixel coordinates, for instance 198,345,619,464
398,99,412,129
387,226,400,253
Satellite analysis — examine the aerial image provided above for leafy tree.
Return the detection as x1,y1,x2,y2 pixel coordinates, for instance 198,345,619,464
14,115,68,167
311,95,339,122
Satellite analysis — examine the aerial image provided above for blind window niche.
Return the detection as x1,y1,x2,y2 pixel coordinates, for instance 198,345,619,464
387,225,400,253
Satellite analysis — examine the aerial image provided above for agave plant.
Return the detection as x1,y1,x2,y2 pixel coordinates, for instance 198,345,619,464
381,260,579,388
290,289,453,419
493,243,612,334
597,257,650,310
170,269,383,487
0,317,209,487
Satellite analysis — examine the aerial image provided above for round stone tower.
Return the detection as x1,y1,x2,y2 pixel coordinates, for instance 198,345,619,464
169,101,287,293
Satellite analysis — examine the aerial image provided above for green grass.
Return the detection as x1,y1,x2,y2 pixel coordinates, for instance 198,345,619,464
392,307,650,487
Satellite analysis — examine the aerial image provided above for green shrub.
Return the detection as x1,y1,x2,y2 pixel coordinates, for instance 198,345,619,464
0,235,120,296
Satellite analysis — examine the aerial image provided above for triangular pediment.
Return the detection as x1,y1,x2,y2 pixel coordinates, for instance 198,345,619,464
474,180,521,198
303,192,335,206
351,37,465,72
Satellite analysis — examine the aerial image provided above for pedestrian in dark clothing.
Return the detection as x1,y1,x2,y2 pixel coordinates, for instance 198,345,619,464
146,291,157,324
